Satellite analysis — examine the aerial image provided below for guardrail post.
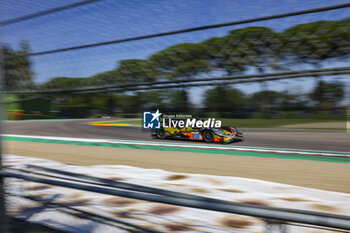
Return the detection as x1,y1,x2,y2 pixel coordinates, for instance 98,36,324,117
265,219,287,233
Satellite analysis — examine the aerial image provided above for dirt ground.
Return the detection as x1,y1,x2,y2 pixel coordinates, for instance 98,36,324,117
4,141,350,194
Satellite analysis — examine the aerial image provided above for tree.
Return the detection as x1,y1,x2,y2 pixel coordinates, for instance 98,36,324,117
249,90,306,112
39,77,91,89
309,81,344,110
202,27,280,76
90,70,119,86
228,27,280,73
150,43,211,110
3,41,33,90
281,19,350,67
226,27,282,113
90,59,159,86
203,36,246,75
150,43,210,79
159,89,191,112
203,86,246,115
115,59,159,83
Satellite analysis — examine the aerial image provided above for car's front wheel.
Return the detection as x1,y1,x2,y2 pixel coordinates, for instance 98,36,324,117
202,130,214,143
156,129,166,139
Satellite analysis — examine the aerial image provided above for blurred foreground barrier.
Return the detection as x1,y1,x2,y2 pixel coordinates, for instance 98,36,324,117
2,170,350,232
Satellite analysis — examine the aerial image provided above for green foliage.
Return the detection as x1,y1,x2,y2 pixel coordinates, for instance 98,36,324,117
229,27,281,71
309,81,344,109
90,70,119,85
281,19,350,65
21,98,51,115
250,90,289,109
172,59,211,78
12,18,349,119
115,59,159,82
162,89,191,111
203,86,246,113
3,41,33,90
115,91,165,113
21,114,55,120
149,43,210,108
203,27,281,74
39,77,91,89
4,94,21,111
150,43,210,79
203,35,247,74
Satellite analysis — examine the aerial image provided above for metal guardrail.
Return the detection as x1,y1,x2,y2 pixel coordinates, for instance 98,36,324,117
2,168,350,231
3,66,350,105
18,194,164,233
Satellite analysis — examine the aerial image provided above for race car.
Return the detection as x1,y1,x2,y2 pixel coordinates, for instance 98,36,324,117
151,123,244,144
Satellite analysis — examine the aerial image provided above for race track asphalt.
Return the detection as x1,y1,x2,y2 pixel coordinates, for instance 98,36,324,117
3,119,350,152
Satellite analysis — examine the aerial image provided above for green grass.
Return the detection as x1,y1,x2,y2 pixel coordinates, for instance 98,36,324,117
6,117,345,129
120,119,142,125
96,119,142,125
114,118,344,129
4,118,86,123
219,118,344,128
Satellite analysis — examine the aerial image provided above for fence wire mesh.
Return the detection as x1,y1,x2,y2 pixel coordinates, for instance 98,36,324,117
1,1,350,232
0,0,349,119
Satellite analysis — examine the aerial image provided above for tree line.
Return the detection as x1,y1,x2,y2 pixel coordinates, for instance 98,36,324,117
3,18,349,118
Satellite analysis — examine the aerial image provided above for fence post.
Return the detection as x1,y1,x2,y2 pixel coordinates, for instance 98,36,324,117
265,219,288,233
0,25,9,233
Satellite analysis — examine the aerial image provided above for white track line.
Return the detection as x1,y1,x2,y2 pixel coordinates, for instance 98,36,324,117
3,134,350,158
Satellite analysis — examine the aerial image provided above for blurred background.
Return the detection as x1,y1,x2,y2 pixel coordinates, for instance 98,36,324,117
1,2,350,233
1,0,349,125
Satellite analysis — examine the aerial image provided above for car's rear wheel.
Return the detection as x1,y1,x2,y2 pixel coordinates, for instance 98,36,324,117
156,129,166,139
203,130,214,143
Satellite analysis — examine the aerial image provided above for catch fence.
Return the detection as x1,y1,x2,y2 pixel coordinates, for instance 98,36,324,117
1,1,350,232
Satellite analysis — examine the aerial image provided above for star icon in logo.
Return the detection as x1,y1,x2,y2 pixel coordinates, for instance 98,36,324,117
151,109,161,122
